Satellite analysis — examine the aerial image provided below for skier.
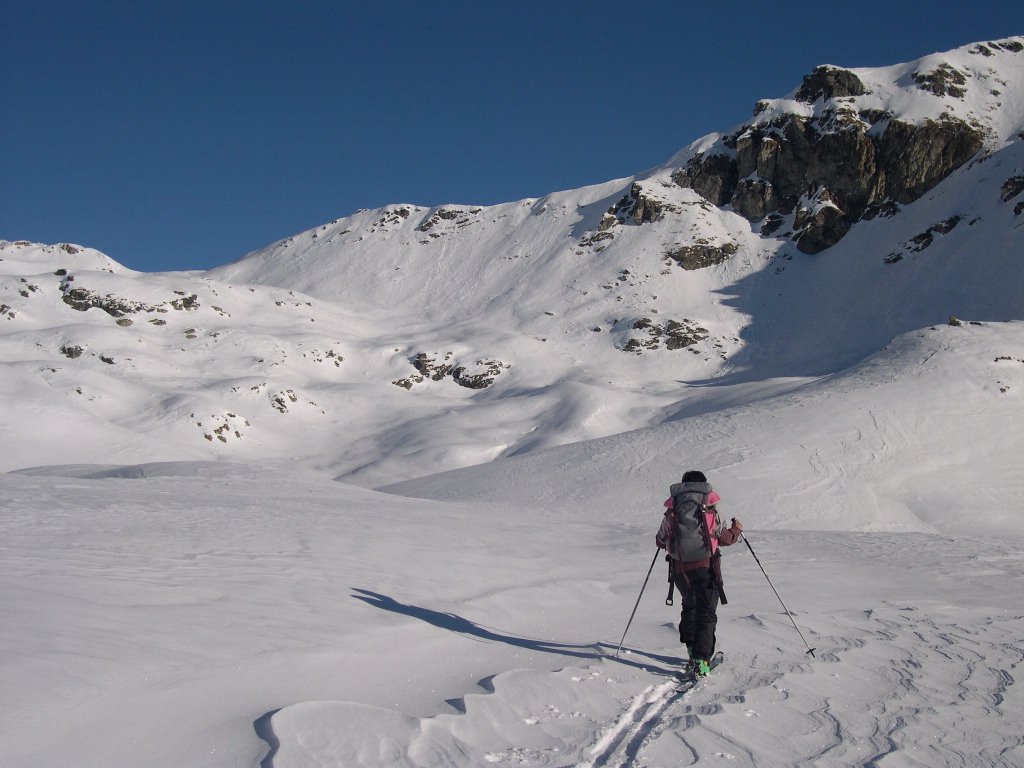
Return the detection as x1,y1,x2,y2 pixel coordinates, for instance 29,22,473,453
656,470,743,676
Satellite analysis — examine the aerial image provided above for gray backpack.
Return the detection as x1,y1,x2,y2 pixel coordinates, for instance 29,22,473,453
667,481,714,562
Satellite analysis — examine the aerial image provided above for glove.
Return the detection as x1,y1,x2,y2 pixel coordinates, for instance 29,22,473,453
731,518,743,532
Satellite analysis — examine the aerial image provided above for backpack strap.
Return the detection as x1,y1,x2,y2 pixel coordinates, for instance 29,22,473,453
665,556,675,605
695,492,713,553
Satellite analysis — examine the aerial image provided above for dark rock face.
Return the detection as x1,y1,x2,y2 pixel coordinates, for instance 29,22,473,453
1001,175,1024,202
972,40,1024,56
393,352,508,390
607,183,669,225
413,352,454,381
452,360,507,389
674,104,984,253
760,213,786,236
795,67,868,102
62,287,146,317
913,64,968,98
672,154,738,208
884,216,964,262
664,241,739,270
792,196,851,255
61,282,199,317
417,208,482,233
669,54,998,253
872,119,983,203
909,216,962,251
619,317,710,354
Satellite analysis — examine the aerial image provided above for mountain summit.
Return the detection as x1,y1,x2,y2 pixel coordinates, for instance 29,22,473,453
2,37,1023,482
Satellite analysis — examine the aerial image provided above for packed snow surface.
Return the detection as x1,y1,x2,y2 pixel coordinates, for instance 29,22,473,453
2,36,1024,768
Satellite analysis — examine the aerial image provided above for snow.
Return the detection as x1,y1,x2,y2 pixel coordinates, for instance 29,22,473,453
3,457,1022,766
3,36,1024,768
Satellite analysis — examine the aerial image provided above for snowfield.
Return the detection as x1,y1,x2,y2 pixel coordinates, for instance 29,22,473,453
3,320,1023,767
2,36,1024,768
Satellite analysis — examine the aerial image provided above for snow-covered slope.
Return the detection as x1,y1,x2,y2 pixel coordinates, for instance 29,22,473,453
3,42,1024,486
386,320,1024,536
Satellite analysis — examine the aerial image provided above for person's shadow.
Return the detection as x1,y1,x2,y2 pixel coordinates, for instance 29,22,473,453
351,588,681,675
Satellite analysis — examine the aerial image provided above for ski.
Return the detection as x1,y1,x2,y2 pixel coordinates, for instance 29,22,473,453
676,650,725,688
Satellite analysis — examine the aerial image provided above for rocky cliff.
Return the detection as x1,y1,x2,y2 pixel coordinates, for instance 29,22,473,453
670,39,1023,253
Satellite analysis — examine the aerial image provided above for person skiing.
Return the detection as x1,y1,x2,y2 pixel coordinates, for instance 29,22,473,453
656,470,742,676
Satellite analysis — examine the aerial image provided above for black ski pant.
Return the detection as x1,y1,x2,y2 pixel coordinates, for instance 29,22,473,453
674,567,719,661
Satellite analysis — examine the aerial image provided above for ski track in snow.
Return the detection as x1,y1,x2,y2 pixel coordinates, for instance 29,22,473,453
577,677,687,768
258,602,1024,767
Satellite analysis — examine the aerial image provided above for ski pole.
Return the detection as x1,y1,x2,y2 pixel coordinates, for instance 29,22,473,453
737,528,816,658
613,549,661,657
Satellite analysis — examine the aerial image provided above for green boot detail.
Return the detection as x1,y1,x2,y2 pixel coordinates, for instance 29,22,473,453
694,658,711,677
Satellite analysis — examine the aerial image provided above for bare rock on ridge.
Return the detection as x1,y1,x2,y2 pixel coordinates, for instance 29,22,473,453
672,64,986,254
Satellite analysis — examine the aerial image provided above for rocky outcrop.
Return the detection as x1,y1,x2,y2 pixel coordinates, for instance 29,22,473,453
794,66,868,102
452,360,509,389
884,216,963,263
971,40,1024,56
392,352,508,390
60,344,84,358
913,63,969,98
673,154,738,208
604,183,675,226
619,317,710,354
61,281,200,318
664,241,738,270
672,65,987,253
1001,175,1024,202
417,208,482,234
791,190,850,255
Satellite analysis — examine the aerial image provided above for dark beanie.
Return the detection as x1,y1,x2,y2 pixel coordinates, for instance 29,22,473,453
682,470,707,483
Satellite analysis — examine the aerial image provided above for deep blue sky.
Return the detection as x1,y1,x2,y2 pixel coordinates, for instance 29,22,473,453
3,1,1021,272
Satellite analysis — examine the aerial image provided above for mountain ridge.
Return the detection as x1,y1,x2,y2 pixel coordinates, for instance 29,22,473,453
2,35,1022,486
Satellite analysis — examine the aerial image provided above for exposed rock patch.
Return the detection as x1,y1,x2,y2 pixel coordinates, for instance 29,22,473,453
1000,175,1024,202
270,390,299,413
61,281,200,318
795,66,868,102
909,216,962,251
884,215,963,262
760,213,787,236
792,189,850,254
971,41,1024,56
393,352,508,390
301,349,343,367
417,208,483,234
860,201,902,220
453,360,510,389
376,208,412,227
618,317,709,354
664,241,739,270
913,64,969,98
194,411,249,443
673,154,738,208
605,183,677,226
